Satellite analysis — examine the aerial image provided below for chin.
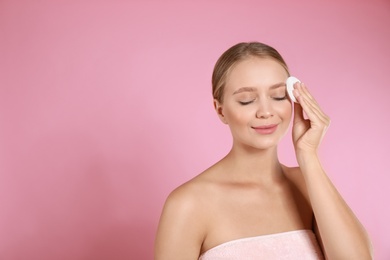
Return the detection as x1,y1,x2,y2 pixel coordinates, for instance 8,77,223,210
252,142,279,151
233,131,287,151
238,139,280,152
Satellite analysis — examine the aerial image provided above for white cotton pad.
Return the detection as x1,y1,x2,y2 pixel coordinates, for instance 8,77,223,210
286,76,301,103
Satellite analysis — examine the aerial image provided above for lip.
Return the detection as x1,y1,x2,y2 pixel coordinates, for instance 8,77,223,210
252,124,278,134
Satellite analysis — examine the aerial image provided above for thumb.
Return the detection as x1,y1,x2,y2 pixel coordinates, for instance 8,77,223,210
293,102,304,124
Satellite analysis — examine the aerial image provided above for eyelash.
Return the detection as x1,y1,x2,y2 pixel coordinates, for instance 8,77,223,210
239,96,287,105
239,101,254,105
273,96,287,101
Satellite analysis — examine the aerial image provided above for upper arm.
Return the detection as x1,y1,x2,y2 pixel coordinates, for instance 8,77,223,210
154,186,205,260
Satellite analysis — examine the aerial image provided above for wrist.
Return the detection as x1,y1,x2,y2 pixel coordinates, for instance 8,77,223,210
296,150,321,167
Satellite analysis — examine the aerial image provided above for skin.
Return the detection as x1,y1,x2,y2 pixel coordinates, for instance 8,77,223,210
154,57,373,260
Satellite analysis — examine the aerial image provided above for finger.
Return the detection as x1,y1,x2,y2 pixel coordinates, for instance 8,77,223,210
299,82,315,101
299,83,325,114
296,91,330,129
296,83,329,122
296,91,324,124
293,82,323,120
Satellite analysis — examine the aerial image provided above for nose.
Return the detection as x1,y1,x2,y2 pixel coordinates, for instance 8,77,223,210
255,100,274,119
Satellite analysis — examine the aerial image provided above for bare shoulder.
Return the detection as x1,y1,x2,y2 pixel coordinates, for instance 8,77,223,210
164,167,217,214
155,169,216,260
162,175,211,223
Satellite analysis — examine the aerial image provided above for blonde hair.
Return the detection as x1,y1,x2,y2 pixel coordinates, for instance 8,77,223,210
212,42,290,103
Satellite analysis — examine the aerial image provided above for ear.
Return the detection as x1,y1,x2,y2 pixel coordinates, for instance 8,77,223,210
213,99,228,124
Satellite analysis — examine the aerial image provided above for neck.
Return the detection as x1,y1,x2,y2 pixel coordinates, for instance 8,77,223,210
222,144,284,184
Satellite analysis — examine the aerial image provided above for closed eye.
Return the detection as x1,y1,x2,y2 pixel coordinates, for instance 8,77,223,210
239,100,254,105
273,96,287,101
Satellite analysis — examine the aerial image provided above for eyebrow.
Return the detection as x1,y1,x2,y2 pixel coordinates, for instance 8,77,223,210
233,82,286,95
270,82,287,89
233,87,257,95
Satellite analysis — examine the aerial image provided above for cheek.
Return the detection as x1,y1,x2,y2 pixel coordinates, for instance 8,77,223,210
225,106,253,126
276,102,293,121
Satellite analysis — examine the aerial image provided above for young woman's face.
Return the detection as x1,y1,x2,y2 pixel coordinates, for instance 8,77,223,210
215,57,292,150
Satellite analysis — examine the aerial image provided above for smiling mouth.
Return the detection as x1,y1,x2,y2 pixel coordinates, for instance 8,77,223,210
252,124,278,134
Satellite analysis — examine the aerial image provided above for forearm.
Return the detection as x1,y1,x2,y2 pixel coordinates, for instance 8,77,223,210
297,152,373,260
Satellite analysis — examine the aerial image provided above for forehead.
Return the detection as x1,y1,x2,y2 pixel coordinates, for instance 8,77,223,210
225,57,288,92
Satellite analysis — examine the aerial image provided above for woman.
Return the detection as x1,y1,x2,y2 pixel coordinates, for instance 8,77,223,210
154,42,373,259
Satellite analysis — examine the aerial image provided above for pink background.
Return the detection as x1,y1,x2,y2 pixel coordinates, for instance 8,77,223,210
1,1,389,259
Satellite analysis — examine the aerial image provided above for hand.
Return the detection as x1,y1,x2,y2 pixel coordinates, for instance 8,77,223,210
292,82,331,154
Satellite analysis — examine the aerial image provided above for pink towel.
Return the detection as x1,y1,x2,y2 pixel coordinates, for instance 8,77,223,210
199,229,324,260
